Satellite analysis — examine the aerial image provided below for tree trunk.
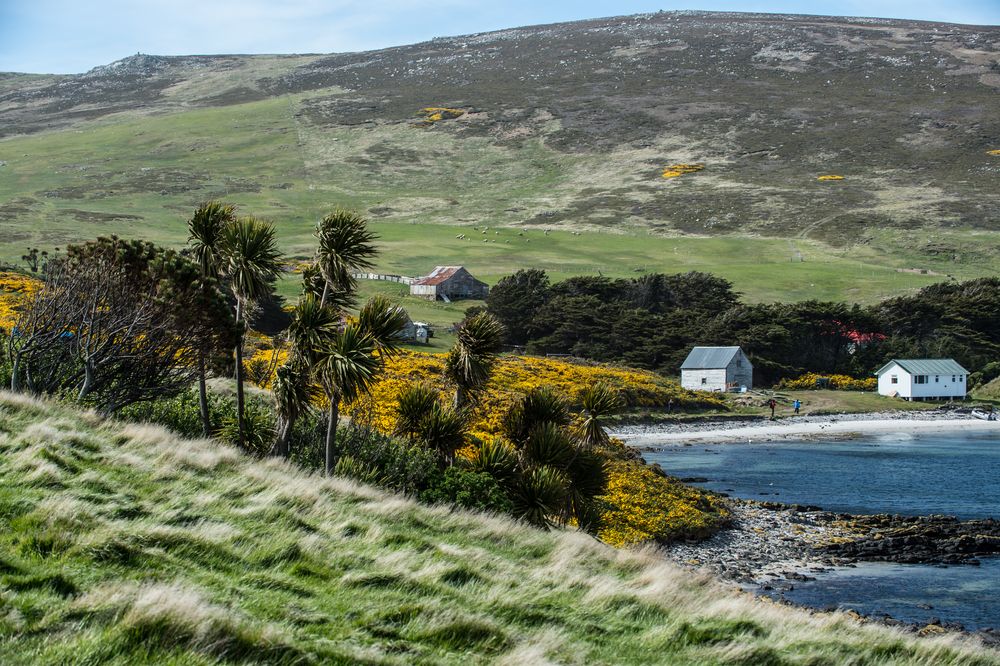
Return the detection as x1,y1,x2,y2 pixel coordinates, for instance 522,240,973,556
77,361,94,401
453,385,465,410
325,397,339,476
10,352,20,392
234,299,246,448
198,352,211,437
270,417,292,458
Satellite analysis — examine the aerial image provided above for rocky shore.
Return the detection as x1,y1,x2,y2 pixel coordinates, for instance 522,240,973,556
658,499,1000,644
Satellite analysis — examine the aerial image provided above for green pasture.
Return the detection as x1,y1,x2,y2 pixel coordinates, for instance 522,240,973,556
1,94,995,309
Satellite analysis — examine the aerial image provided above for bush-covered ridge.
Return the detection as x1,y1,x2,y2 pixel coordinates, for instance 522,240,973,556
1,392,998,665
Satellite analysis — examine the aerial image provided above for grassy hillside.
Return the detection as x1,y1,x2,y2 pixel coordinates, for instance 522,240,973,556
2,12,999,304
1,392,998,664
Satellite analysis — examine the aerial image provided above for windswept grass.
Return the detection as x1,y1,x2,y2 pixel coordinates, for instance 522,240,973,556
0,391,998,664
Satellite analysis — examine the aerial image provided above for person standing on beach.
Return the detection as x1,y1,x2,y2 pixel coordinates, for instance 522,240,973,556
767,398,777,420
793,399,801,415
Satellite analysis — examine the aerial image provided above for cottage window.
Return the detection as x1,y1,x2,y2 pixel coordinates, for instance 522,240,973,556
890,375,897,384
736,359,742,367
935,375,939,383
958,375,964,382
914,375,928,384
952,375,956,382
701,377,707,385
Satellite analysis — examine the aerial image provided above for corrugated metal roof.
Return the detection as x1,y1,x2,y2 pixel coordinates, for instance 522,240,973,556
680,346,742,370
412,266,464,286
876,359,969,376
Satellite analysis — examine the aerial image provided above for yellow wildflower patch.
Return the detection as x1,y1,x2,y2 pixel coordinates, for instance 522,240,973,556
817,175,845,181
344,351,726,441
418,107,465,123
243,346,289,389
342,351,730,546
661,163,704,179
988,149,1000,156
0,272,41,332
777,372,876,391
598,453,730,547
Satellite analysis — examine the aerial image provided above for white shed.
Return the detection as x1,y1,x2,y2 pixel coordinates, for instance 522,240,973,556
875,359,969,400
680,346,753,392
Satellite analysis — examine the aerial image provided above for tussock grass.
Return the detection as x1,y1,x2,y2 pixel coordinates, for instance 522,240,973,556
0,391,998,664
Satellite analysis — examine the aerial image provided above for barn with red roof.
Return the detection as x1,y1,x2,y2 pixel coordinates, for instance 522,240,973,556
409,266,489,302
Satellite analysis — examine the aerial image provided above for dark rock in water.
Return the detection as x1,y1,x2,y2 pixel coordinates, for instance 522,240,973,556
817,514,1000,565
679,476,709,483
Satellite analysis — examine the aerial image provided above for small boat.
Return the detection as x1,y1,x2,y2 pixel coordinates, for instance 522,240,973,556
971,409,998,421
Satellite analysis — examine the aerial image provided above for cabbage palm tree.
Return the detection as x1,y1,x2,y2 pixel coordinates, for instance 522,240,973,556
219,217,283,447
187,201,237,435
314,210,378,308
575,382,623,448
394,384,468,465
500,387,608,530
315,323,380,476
356,294,408,357
446,312,504,408
270,359,321,458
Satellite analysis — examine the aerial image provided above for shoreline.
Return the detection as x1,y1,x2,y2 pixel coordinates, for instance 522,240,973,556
611,410,1000,446
658,499,1000,643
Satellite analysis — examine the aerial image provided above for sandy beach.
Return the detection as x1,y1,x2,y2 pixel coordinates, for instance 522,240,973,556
612,411,1000,446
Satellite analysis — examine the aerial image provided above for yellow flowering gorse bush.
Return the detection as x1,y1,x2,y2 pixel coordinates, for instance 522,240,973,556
419,107,465,123
0,272,41,331
661,163,704,179
777,372,877,391
817,175,845,181
599,453,729,547
987,149,1000,156
342,351,730,546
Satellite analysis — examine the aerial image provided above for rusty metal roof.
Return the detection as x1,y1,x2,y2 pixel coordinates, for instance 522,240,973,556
412,266,464,286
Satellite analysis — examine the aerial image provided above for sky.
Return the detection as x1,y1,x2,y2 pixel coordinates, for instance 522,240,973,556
1,0,998,74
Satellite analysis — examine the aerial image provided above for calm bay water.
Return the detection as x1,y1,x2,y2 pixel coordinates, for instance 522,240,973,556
643,431,1000,628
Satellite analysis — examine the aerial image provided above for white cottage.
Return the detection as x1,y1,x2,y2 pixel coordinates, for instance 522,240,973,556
680,346,753,392
875,359,969,400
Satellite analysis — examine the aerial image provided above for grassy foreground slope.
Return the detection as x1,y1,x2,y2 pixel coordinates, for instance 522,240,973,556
1,393,997,665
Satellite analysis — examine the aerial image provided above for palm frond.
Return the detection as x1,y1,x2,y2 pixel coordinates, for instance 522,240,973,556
522,421,575,470
358,295,409,358
333,455,385,485
314,209,378,294
417,405,469,461
220,217,284,303
394,383,440,440
287,294,340,363
575,382,623,448
314,323,380,404
187,201,236,279
502,386,571,446
466,438,518,484
445,312,505,396
273,360,321,424
510,465,568,529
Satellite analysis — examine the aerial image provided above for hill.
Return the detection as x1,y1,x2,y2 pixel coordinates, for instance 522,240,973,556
2,391,999,664
1,11,999,306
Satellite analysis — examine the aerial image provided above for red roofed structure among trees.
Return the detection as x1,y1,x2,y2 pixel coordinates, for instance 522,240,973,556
410,266,489,302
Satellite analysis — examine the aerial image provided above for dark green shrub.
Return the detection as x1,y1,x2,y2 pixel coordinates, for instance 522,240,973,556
119,389,229,438
419,468,514,514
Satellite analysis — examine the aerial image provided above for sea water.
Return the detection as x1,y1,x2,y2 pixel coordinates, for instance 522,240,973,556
643,431,1000,628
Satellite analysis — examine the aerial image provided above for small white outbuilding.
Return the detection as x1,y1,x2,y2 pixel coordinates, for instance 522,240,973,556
875,359,969,400
680,346,753,392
